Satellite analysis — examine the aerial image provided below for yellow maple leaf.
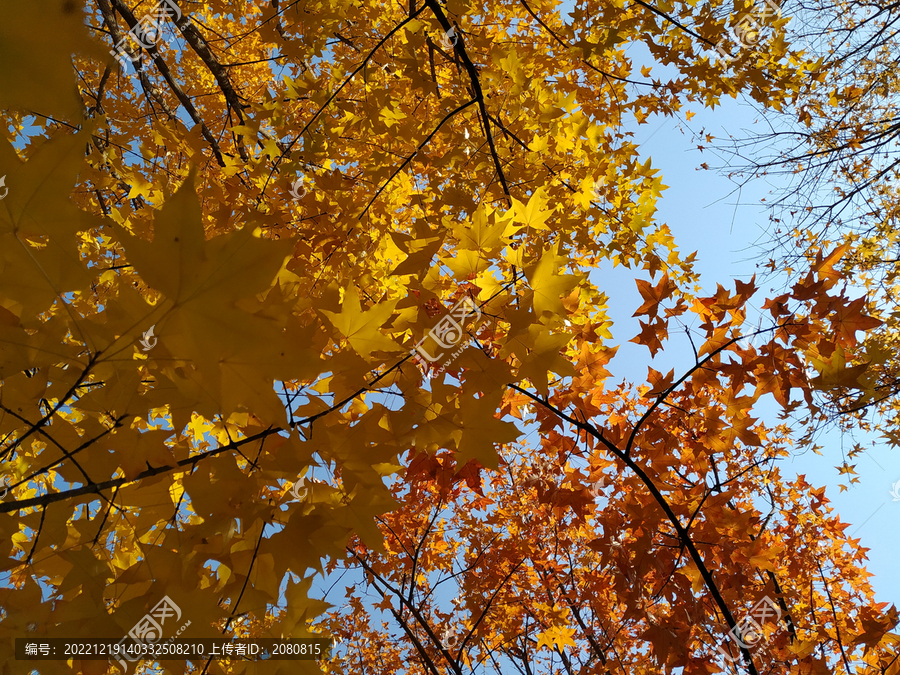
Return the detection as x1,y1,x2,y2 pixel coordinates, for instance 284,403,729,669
453,391,519,468
536,624,577,651
115,172,298,424
0,0,106,120
321,286,401,359
0,129,99,318
515,326,576,397
510,188,552,231
379,105,407,127
525,245,582,318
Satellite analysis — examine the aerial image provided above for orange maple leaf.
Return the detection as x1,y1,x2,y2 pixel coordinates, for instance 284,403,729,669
633,274,675,318
631,318,667,356
831,296,881,347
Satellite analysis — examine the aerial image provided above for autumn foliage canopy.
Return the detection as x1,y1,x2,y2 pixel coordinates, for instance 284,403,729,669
0,1,897,674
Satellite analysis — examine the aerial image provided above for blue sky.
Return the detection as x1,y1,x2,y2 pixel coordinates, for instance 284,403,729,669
598,89,900,608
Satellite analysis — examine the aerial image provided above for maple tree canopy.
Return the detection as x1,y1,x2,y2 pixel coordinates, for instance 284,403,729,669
700,0,900,487
0,1,897,675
